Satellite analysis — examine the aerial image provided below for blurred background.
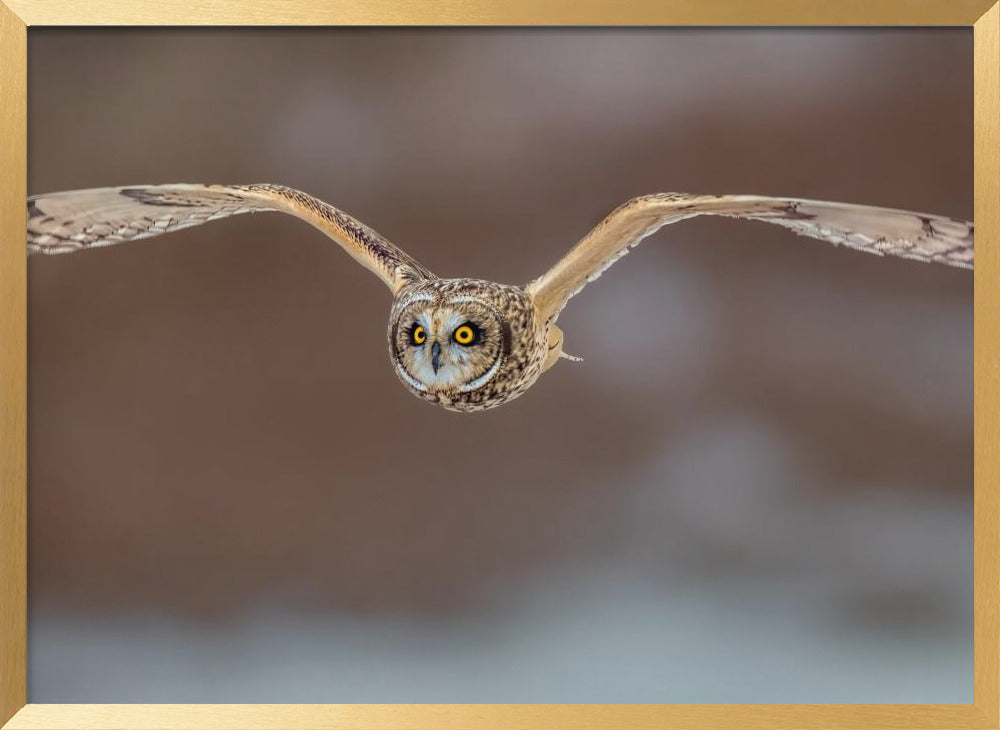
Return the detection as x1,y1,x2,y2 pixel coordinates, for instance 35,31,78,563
26,29,972,702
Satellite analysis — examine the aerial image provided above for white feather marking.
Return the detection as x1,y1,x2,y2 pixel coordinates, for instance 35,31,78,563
446,295,489,307
403,292,437,307
458,354,503,393
396,364,428,392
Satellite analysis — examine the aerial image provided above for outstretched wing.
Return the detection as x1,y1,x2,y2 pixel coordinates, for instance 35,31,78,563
27,183,433,292
526,194,974,322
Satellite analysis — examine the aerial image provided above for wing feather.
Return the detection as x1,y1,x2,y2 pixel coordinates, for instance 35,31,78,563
27,183,433,292
526,194,973,322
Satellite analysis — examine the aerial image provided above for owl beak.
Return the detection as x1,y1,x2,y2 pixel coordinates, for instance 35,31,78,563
431,341,442,374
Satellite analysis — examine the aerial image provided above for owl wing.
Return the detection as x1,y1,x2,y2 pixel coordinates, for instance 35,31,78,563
27,183,433,292
526,194,974,322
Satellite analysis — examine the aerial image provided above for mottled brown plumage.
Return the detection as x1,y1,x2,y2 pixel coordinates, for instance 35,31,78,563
26,184,974,412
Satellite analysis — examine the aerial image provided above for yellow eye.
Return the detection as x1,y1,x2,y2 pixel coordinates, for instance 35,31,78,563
411,325,426,345
453,324,477,345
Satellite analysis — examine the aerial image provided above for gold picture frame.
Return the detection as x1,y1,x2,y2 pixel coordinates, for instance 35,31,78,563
1,1,997,728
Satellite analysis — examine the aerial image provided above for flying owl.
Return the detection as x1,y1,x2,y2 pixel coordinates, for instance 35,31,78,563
27,184,974,412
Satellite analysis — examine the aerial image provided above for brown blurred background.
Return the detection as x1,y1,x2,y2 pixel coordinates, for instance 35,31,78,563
27,28,972,702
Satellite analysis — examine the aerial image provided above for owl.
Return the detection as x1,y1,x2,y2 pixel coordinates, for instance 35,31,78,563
27,184,973,412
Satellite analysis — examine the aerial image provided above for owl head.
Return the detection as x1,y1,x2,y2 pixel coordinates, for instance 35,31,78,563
388,279,548,412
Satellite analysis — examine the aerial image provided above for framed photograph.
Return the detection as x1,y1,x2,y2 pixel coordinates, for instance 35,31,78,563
1,1,997,728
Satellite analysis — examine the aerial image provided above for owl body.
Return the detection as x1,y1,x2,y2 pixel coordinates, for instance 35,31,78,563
26,183,974,412
388,278,548,412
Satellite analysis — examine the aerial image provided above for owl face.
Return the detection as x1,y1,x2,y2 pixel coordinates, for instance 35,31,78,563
388,279,546,412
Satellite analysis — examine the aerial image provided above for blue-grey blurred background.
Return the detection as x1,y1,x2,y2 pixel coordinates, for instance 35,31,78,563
26,28,972,702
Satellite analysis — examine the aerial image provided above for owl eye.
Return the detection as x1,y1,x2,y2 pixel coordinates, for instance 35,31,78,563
452,323,479,346
411,324,426,345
